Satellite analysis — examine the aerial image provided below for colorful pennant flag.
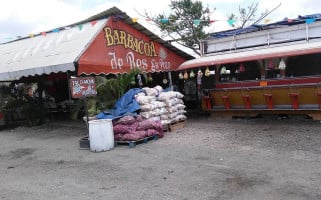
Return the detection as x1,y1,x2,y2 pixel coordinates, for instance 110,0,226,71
131,18,138,23
29,33,34,38
264,19,271,24
160,19,170,23
40,32,46,36
306,18,316,24
90,20,97,26
52,28,60,33
227,19,235,26
193,19,201,26
115,14,125,19
78,24,83,30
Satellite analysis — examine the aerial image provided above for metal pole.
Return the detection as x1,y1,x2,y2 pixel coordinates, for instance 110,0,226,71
306,23,309,41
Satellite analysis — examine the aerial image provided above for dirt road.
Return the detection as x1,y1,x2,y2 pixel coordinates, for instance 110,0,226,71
0,115,321,200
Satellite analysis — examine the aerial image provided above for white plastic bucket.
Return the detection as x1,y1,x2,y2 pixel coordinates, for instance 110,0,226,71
89,119,114,152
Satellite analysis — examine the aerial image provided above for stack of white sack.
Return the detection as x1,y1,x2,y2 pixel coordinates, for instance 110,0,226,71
157,91,187,124
135,86,167,122
135,86,187,126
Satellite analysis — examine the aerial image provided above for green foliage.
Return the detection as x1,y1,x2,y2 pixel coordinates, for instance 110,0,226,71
229,2,280,28
21,100,48,126
86,98,98,116
145,0,278,52
153,0,211,54
0,83,48,126
90,69,141,115
68,99,83,120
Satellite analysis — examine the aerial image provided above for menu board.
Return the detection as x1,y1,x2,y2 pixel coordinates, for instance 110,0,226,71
69,77,97,99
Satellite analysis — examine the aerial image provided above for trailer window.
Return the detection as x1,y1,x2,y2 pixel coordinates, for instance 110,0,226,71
219,61,260,82
286,54,321,77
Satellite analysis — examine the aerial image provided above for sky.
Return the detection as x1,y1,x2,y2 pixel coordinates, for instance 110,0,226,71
1,0,321,44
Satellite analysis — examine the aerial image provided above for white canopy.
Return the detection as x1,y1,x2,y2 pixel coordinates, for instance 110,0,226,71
0,19,107,81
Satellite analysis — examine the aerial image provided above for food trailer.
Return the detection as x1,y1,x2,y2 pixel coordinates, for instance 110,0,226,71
177,14,321,120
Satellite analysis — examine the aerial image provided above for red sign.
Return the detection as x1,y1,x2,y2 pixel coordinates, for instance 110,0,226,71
77,16,187,75
69,77,97,98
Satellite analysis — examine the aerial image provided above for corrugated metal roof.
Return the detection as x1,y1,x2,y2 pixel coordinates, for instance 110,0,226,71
0,19,107,81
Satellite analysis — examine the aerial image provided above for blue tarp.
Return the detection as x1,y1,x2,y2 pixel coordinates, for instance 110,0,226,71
209,13,321,39
210,25,260,38
96,88,143,120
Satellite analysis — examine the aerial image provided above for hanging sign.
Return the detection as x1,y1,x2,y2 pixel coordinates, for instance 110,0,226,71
69,77,97,99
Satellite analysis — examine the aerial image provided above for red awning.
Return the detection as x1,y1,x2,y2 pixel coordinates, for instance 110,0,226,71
178,40,321,70
77,17,188,75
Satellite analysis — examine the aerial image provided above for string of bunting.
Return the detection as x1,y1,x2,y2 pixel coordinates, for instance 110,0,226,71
131,17,318,27
131,17,237,26
1,20,98,43
1,16,318,43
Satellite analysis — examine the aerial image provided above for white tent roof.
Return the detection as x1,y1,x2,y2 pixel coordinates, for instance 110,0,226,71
0,18,107,81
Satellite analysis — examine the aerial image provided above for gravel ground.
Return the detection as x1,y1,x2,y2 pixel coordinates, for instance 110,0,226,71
0,115,321,200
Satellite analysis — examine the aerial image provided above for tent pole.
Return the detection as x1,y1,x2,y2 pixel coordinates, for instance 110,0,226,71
66,71,72,101
168,71,173,91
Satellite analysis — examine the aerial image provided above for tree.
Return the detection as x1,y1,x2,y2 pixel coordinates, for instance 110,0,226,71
143,0,212,56
142,0,279,55
229,2,281,28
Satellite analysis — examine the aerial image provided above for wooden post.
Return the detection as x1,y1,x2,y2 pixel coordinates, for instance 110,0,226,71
215,65,220,83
